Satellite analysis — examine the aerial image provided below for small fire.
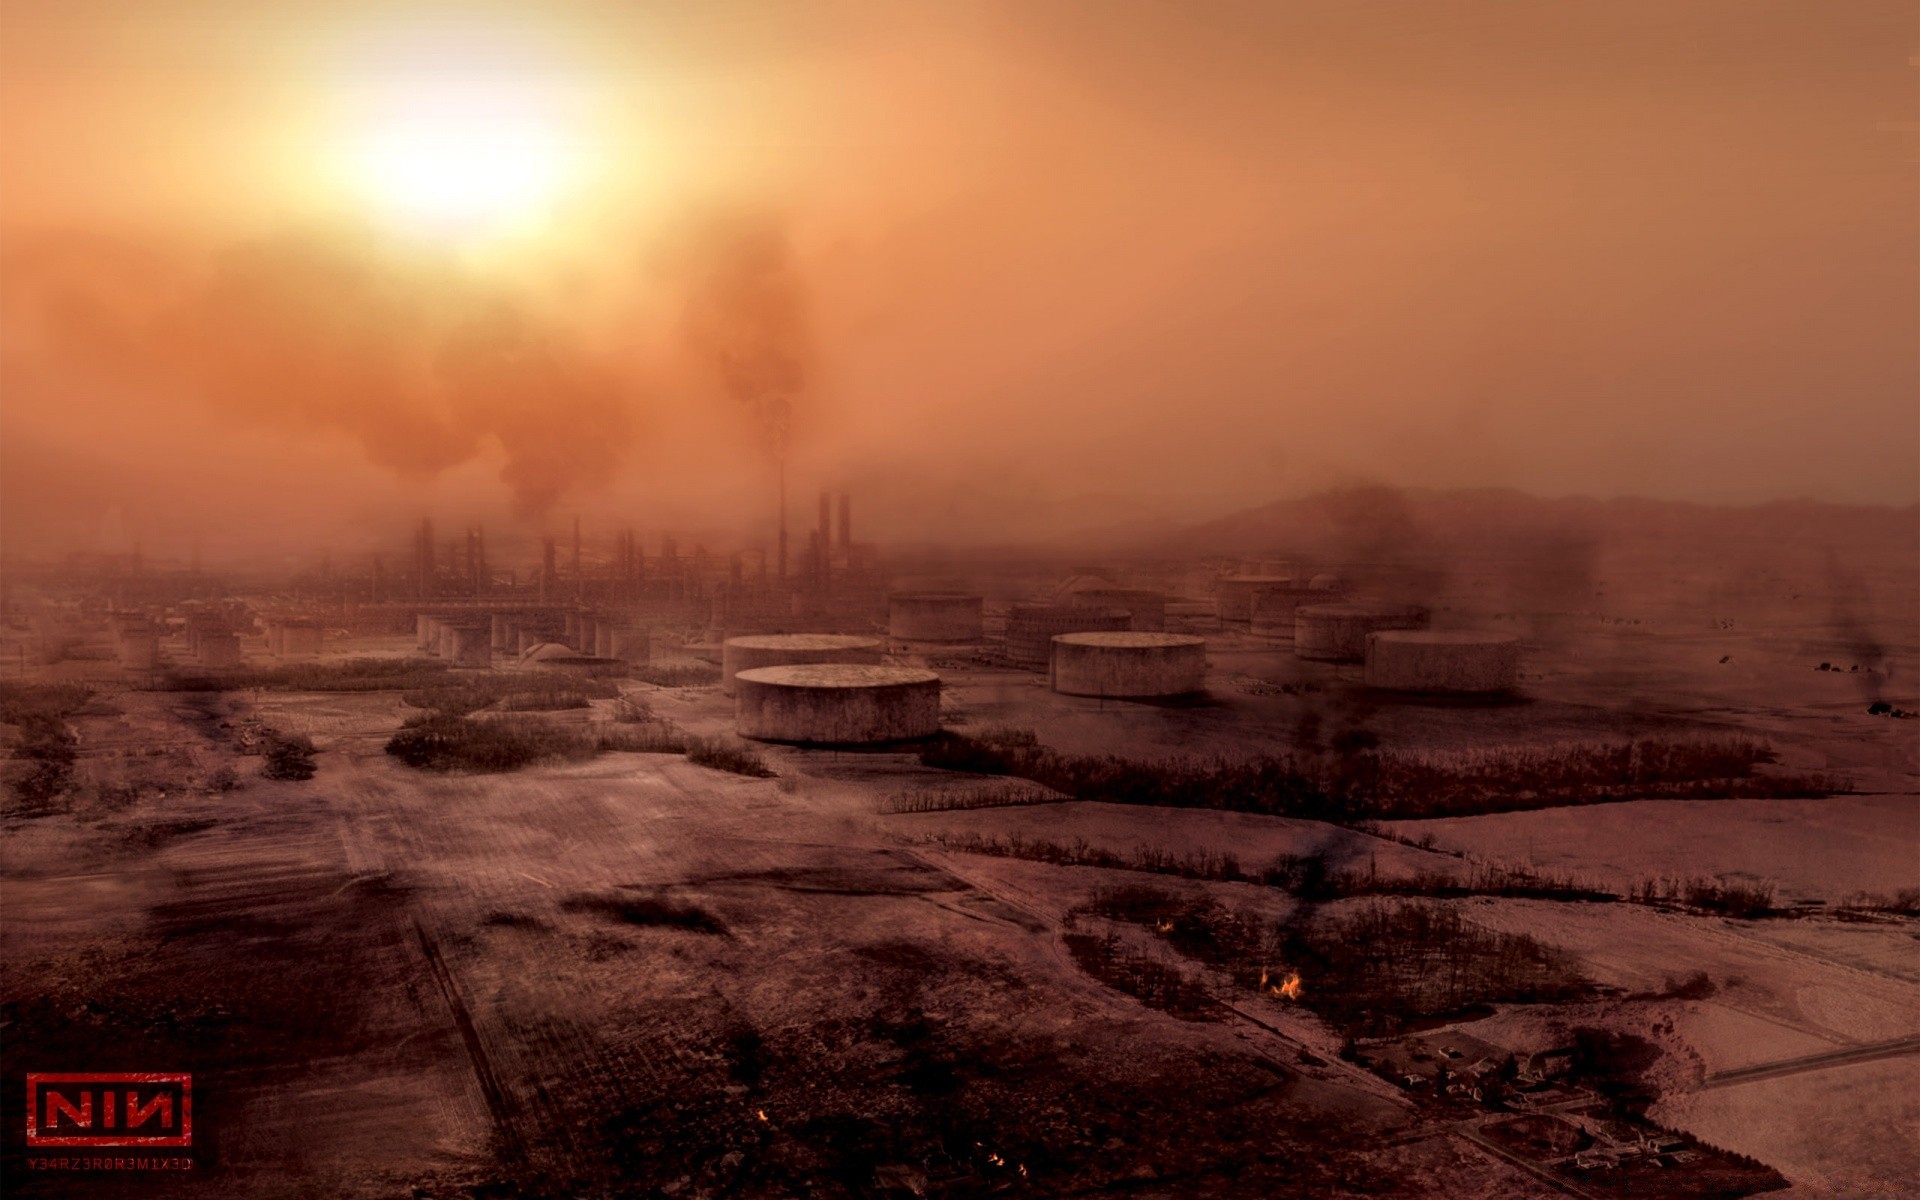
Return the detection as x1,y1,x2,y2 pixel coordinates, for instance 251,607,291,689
1274,971,1303,1001
755,1109,768,1123
1156,920,1174,933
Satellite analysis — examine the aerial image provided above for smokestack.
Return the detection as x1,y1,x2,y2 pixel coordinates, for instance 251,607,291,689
776,462,788,581
817,491,832,586
837,493,851,560
571,516,583,599
540,537,557,604
417,517,434,600
476,528,488,596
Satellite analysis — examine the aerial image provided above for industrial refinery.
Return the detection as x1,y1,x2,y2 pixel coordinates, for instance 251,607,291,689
3,3,1915,1198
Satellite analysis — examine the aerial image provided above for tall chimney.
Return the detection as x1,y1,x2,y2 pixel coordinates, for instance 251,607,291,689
817,492,832,584
417,517,434,600
776,462,788,581
540,537,557,604
837,493,851,560
571,516,583,598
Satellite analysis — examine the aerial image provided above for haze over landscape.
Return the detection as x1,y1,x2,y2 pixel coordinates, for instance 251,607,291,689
2,5,1915,1200
3,1,1914,559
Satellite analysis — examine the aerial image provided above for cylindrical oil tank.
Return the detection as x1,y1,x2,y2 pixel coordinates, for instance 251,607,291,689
278,621,323,659
199,631,243,668
721,634,885,695
1050,632,1208,698
734,664,942,744
119,625,161,671
1003,605,1132,670
888,592,984,642
609,626,650,664
1295,603,1431,662
1247,586,1324,638
1215,576,1296,624
449,625,492,669
1063,589,1167,632
1365,631,1522,694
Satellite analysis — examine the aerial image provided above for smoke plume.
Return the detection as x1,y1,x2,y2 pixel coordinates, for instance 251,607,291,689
659,209,810,463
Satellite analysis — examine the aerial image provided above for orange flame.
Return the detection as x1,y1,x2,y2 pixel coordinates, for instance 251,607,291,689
1275,972,1303,1000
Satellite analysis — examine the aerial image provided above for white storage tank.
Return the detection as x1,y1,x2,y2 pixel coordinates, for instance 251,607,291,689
721,633,885,695
1295,603,1431,662
1364,631,1522,694
888,592,984,642
734,664,942,744
1050,632,1208,698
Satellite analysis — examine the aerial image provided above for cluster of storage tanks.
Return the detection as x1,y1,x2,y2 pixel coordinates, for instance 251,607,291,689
414,610,650,671
1213,570,1524,695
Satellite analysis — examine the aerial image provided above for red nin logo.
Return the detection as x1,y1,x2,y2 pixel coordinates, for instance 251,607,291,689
25,1074,192,1148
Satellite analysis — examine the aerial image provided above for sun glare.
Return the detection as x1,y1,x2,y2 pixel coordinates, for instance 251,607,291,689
339,32,583,237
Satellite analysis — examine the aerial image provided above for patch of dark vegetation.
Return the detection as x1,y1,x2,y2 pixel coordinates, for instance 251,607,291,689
1063,931,1217,1019
593,721,690,754
480,910,551,931
0,683,91,815
630,663,722,687
919,730,1835,822
384,715,597,772
879,783,1058,813
120,818,219,849
920,832,1620,908
261,732,317,780
401,672,616,716
1075,883,1590,1038
1644,970,1718,1001
1837,888,1920,918
487,941,1390,1200
1631,876,1778,919
157,657,455,693
562,891,730,936
684,736,775,778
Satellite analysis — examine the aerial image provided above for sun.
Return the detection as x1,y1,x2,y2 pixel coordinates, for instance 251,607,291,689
338,33,583,237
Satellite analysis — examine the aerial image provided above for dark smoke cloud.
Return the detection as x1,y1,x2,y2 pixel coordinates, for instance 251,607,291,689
658,209,809,462
151,229,633,513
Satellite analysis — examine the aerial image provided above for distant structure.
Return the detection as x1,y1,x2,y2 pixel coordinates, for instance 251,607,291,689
1004,604,1132,670
1294,603,1430,662
734,664,942,744
1214,575,1298,624
267,618,323,660
720,634,883,695
1050,632,1207,698
1365,631,1522,694
888,592,984,643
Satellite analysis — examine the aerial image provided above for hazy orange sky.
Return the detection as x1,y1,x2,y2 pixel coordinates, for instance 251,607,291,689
2,1,1914,559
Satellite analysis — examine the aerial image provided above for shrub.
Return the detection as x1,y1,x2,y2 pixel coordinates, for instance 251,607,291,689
262,733,317,781
685,737,775,778
562,891,730,935
384,715,594,773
